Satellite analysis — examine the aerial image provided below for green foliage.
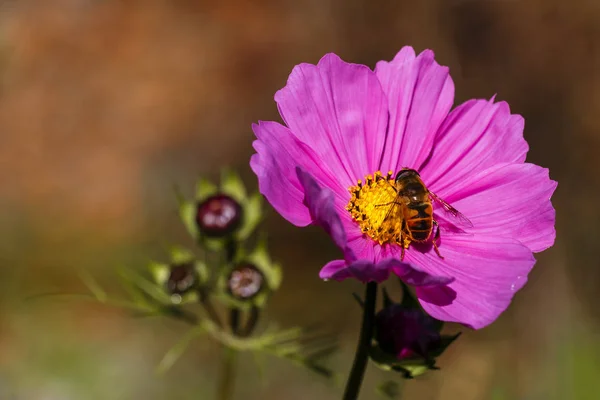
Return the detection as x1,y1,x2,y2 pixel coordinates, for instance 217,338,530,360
68,169,337,388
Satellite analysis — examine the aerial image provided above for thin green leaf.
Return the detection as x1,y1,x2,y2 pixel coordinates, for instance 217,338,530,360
118,268,172,304
117,267,151,307
156,326,206,374
79,272,107,302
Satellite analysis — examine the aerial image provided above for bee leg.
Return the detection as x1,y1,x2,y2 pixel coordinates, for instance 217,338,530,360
432,220,444,260
400,241,405,261
399,220,407,261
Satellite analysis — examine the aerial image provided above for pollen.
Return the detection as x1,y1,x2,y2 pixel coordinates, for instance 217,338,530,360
346,171,405,246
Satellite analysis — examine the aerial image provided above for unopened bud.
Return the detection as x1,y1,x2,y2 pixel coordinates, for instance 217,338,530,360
227,263,264,300
196,194,243,237
375,305,441,361
166,263,197,295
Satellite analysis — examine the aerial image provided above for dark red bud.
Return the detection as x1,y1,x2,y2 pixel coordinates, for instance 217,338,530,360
196,194,243,237
227,263,264,300
375,304,441,361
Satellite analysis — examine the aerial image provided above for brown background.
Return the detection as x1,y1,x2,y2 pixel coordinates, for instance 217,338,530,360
0,0,597,399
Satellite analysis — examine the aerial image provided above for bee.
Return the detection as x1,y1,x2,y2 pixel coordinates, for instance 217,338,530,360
382,168,473,260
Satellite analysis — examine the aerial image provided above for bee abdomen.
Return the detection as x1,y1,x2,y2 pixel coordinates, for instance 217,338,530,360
408,219,430,231
410,230,431,241
408,202,432,219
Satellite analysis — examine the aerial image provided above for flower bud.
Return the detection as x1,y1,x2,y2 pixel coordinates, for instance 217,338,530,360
215,240,281,310
196,194,243,237
370,287,459,378
227,263,265,300
166,263,197,295
375,304,441,361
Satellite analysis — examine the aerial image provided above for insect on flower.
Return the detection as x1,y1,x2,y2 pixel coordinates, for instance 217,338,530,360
348,168,473,261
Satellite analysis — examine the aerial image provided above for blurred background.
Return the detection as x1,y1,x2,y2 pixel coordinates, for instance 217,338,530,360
0,0,596,399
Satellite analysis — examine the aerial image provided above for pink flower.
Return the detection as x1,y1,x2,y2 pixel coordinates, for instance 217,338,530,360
250,47,556,329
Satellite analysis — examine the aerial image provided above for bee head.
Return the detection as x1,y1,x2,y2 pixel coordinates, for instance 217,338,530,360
395,168,420,182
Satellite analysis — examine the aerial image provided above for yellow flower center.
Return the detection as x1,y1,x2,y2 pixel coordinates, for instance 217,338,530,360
346,171,407,247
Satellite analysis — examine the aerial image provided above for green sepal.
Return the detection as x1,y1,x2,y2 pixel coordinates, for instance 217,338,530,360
370,345,436,378
429,333,461,358
394,364,431,379
352,292,364,308
236,192,263,241
398,280,448,331
195,178,218,201
369,331,461,378
178,200,199,240
247,236,282,291
194,261,210,285
399,280,421,310
169,245,195,264
382,287,394,308
178,195,225,251
220,169,246,204
149,261,170,286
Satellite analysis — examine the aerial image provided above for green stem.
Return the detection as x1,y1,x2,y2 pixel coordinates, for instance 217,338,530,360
239,306,260,337
342,282,377,400
199,289,223,328
217,346,237,400
217,235,241,400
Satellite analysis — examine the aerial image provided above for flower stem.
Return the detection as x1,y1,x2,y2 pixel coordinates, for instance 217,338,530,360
216,237,240,400
217,345,237,400
343,281,377,400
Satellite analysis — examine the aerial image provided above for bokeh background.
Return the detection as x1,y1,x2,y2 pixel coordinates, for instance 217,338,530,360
0,0,597,399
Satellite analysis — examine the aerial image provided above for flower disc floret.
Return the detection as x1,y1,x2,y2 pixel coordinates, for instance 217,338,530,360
347,171,404,246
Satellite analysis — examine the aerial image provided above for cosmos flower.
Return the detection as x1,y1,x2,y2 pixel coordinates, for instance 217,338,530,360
250,47,556,328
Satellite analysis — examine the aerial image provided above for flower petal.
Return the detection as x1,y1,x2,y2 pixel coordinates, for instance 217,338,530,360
422,98,529,194
405,234,536,329
296,167,354,259
320,257,450,284
275,53,389,184
375,47,454,172
440,163,557,253
392,264,454,287
250,121,347,226
319,259,389,283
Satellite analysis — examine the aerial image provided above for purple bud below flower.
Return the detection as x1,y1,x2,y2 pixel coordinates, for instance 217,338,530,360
196,194,243,237
375,304,441,361
166,263,197,295
227,263,265,300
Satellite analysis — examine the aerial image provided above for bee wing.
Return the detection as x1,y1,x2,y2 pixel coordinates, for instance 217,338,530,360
374,197,405,232
429,191,474,228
